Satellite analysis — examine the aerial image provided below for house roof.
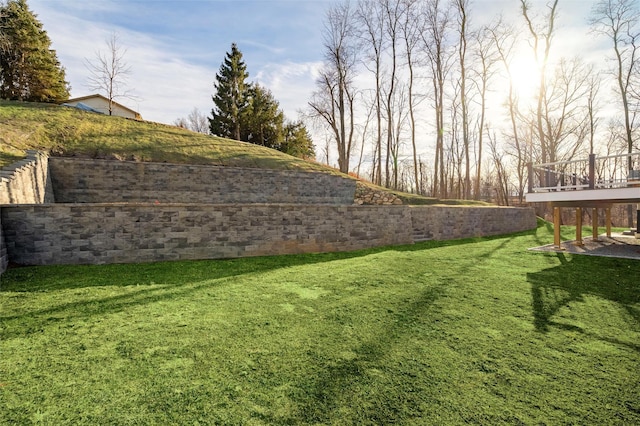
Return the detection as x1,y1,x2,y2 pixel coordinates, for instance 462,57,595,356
64,94,141,117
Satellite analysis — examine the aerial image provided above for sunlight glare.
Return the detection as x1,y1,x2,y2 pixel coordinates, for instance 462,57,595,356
507,54,541,103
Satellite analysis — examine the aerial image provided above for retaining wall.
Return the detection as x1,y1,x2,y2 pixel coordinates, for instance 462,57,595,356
0,213,7,273
49,158,356,205
410,205,538,241
1,204,414,265
1,204,536,267
0,150,54,204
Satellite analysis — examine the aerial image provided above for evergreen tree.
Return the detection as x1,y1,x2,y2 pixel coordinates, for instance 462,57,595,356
282,121,316,159
209,43,248,140
241,83,284,148
209,43,315,159
0,0,69,102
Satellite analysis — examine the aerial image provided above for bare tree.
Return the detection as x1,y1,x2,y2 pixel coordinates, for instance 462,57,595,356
187,108,209,134
356,0,385,184
488,129,511,206
381,0,403,188
85,33,136,115
586,70,602,155
590,0,639,227
542,58,594,163
421,0,454,198
471,22,500,200
309,1,359,173
591,0,640,227
174,108,210,134
520,0,559,164
591,0,639,162
355,97,376,178
454,0,472,199
173,117,188,129
400,0,425,193
488,20,529,202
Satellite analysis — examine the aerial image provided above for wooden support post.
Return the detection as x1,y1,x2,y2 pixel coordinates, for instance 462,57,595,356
606,208,612,238
592,208,599,242
575,208,583,246
588,154,595,189
554,207,562,249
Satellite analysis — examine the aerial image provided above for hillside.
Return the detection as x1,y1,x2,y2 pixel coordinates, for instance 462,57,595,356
0,100,332,173
0,100,486,206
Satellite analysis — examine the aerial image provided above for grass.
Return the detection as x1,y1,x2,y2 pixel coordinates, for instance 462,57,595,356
0,100,333,173
1,221,638,425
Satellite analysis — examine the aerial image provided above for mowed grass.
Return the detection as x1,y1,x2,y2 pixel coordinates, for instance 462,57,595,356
1,222,638,425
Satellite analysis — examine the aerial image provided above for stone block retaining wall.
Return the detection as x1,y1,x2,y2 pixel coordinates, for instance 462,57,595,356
49,158,356,205
1,203,536,267
0,154,537,274
0,150,54,204
411,205,538,241
1,204,414,265
0,213,7,273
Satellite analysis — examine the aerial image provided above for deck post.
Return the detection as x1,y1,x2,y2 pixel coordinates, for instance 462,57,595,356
554,207,562,249
588,154,595,189
575,208,583,246
592,208,599,241
606,208,612,238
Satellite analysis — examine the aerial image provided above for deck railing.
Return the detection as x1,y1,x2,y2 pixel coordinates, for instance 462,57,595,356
528,152,640,193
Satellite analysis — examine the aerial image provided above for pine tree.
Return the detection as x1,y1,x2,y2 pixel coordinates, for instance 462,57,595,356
209,43,249,140
208,43,316,159
241,83,284,148
0,0,69,102
282,121,316,159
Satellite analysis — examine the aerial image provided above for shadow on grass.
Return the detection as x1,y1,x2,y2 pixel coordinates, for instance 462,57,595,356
258,283,448,425
0,235,484,334
0,274,235,340
527,252,640,351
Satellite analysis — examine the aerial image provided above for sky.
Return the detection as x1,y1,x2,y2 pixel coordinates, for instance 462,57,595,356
29,0,333,124
27,0,611,167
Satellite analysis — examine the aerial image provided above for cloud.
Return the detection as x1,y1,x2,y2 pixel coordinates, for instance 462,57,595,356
29,1,215,123
29,0,325,125
254,61,323,119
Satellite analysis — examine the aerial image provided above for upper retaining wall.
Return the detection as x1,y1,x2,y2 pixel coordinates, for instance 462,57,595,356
0,150,54,204
1,204,536,266
49,157,357,205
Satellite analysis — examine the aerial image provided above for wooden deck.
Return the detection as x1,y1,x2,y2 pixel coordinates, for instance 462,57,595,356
526,153,640,249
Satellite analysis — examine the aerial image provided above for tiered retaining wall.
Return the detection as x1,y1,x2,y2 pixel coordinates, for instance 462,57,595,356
0,154,537,272
0,150,54,204
49,158,356,205
1,204,536,266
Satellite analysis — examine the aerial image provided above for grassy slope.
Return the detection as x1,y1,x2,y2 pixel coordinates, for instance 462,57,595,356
1,222,638,425
0,100,485,205
0,100,335,173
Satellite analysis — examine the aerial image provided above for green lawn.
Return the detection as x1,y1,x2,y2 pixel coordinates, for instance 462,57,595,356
1,222,638,425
